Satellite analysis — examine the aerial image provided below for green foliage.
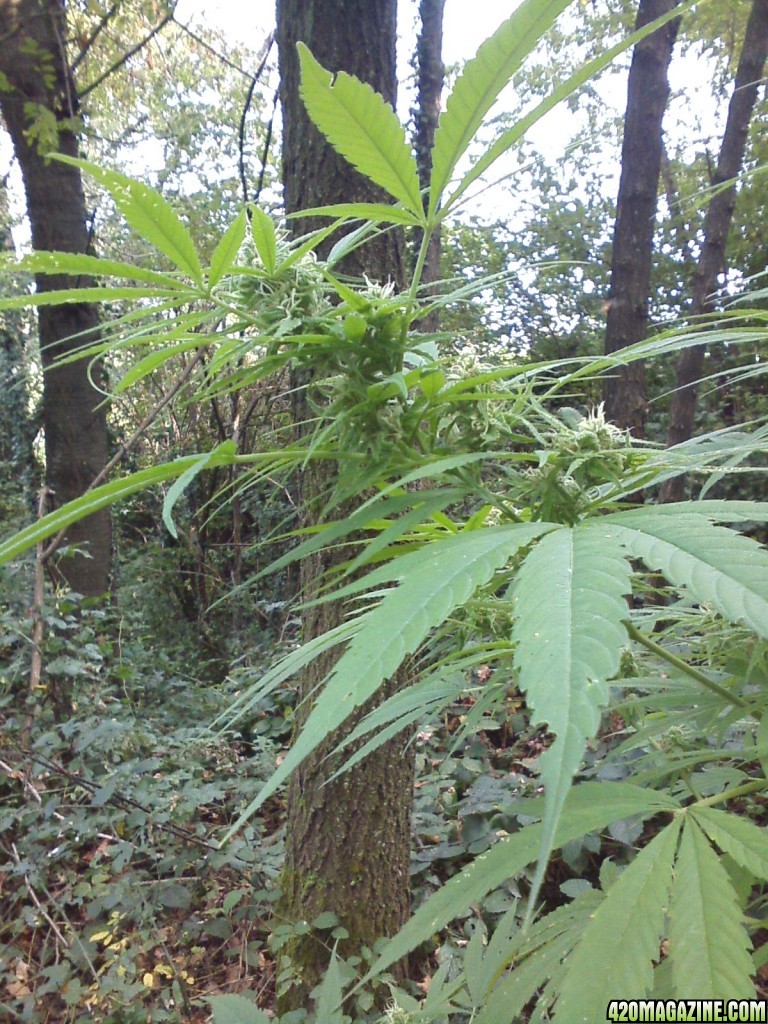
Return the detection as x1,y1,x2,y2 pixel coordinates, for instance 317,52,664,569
3,1,768,1019
297,44,423,221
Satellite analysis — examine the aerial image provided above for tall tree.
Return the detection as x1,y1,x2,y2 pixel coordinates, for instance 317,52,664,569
275,0,413,1009
412,0,445,324
603,0,681,436
0,0,110,596
660,0,768,501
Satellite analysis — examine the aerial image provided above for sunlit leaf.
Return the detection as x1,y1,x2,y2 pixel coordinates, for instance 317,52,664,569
298,43,423,218
55,155,204,284
208,209,248,286
429,0,571,217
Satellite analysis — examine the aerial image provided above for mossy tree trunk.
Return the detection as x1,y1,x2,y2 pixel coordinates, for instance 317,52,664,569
275,0,414,1010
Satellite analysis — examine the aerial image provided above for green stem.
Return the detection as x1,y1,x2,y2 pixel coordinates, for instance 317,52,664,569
401,223,434,344
689,778,767,810
624,620,749,710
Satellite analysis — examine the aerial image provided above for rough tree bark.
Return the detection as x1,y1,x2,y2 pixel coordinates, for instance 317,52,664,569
0,0,110,596
603,0,681,437
275,0,413,1009
660,0,768,502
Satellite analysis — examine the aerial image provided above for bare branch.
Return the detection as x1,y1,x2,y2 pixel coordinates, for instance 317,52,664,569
71,0,123,73
238,32,275,206
77,10,174,100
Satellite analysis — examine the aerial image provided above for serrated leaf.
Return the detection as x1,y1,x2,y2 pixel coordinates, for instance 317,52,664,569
249,207,277,275
429,0,571,217
477,889,603,1024
313,947,346,1023
327,670,465,782
298,43,423,217
511,522,633,917
288,201,421,226
208,209,247,286
162,441,237,539
669,818,754,998
115,339,202,393
692,806,768,881
361,782,679,987
208,994,270,1024
223,522,556,839
605,512,768,639
645,500,768,523
55,155,204,284
1,251,184,288
0,447,242,564
444,0,693,215
254,487,461,584
0,286,183,310
553,819,681,1022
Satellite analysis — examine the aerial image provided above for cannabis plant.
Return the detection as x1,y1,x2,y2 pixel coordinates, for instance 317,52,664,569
3,0,768,1018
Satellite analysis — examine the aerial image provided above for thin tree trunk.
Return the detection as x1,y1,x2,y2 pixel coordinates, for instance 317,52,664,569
603,0,681,437
660,0,768,502
275,0,413,1009
0,0,111,596
0,174,36,493
412,0,445,327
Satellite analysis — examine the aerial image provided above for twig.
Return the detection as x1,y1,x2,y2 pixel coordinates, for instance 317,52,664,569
11,844,70,950
171,16,253,78
71,0,123,72
625,619,751,711
0,758,42,802
78,11,174,100
24,487,52,747
238,33,275,207
13,747,223,853
254,85,279,204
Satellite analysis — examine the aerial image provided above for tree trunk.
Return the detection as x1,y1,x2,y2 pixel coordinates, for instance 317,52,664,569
603,0,681,437
412,0,445,325
0,0,110,597
660,0,768,502
275,0,413,1010
0,174,36,497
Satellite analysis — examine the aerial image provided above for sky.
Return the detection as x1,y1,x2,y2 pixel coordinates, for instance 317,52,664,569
0,1,721,240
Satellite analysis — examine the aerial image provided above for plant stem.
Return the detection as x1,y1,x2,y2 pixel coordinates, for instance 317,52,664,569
690,778,767,810
624,620,749,710
402,222,434,344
